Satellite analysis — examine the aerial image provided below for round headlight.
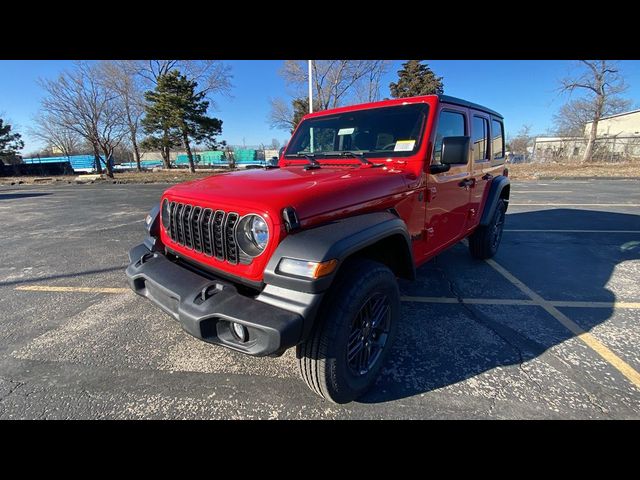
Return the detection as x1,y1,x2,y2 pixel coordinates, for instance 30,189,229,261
236,214,269,257
161,199,171,230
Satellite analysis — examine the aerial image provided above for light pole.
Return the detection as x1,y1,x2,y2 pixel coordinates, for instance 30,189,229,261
308,60,314,152
308,60,313,113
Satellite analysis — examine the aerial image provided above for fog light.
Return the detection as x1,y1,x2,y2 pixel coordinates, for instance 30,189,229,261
231,322,248,342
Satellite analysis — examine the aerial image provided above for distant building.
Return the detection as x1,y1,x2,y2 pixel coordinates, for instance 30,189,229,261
532,136,587,161
533,109,640,161
584,109,640,137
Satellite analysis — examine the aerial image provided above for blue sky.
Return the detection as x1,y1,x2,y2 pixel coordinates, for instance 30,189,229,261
1,60,640,153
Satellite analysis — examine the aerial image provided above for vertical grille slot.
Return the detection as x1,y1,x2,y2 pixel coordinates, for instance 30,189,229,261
174,203,185,245
182,205,193,249
191,206,203,252
201,208,213,256
169,202,177,240
212,210,226,260
225,213,239,264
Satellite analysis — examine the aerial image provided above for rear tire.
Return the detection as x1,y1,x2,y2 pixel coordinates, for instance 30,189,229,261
296,259,400,403
469,198,507,259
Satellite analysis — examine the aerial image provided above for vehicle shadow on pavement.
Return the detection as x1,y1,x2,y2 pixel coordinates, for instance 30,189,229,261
359,208,640,404
0,192,52,200
0,266,125,288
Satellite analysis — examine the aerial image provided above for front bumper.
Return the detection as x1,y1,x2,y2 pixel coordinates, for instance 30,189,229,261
125,243,318,356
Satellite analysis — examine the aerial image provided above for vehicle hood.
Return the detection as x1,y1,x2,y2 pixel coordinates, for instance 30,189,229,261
164,165,409,223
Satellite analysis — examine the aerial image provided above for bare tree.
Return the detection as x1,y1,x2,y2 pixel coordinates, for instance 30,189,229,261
355,60,392,103
39,61,128,177
268,97,296,132
553,96,631,137
137,60,233,106
98,60,145,171
268,97,320,134
30,113,82,158
559,60,630,162
269,60,391,133
281,60,390,110
509,124,533,160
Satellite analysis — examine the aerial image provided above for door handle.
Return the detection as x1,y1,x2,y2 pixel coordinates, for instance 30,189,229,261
459,178,474,188
482,173,493,181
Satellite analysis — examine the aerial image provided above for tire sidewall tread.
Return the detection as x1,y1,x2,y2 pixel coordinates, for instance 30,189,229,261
297,258,400,403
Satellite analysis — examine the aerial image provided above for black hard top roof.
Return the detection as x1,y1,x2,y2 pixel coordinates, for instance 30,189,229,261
438,94,503,119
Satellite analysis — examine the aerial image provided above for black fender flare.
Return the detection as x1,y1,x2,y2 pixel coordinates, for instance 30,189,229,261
264,212,414,294
143,203,161,252
480,175,510,226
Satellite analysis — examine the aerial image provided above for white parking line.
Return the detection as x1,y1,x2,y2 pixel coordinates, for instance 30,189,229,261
15,286,130,294
15,278,640,389
504,229,640,234
401,296,535,306
484,258,640,390
510,203,640,207
512,191,574,193
401,296,640,309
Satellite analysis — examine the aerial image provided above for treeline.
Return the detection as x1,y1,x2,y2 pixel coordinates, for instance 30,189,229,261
31,60,232,177
5,60,450,176
269,60,444,133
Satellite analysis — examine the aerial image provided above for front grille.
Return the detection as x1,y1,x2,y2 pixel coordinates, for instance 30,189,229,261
166,201,241,264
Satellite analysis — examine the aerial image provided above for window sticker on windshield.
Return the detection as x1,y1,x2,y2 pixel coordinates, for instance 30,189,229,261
338,127,355,136
394,140,415,151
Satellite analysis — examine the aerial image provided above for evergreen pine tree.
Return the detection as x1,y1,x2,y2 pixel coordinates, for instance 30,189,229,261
389,60,444,98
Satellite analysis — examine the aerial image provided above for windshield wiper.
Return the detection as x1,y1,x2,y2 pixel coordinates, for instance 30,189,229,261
322,150,373,165
285,152,321,170
338,151,372,165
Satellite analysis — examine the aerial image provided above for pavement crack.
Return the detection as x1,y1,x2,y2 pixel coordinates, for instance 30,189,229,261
518,362,543,393
544,351,610,415
0,378,26,403
432,258,543,394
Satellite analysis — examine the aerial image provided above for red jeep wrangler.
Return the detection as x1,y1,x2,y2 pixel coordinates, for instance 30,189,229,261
126,94,510,403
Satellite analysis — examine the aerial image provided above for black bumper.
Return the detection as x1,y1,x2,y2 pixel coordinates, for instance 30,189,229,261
125,243,310,356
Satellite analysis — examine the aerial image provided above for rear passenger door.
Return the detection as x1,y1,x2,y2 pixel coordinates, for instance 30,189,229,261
467,112,491,231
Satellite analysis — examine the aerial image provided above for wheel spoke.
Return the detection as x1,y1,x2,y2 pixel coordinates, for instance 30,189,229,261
369,297,384,323
346,292,392,376
348,327,361,346
371,304,389,329
348,340,365,362
359,344,371,372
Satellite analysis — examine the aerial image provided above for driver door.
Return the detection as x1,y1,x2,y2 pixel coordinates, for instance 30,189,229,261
425,107,471,255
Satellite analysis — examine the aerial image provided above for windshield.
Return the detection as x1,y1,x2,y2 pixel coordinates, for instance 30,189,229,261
284,103,429,159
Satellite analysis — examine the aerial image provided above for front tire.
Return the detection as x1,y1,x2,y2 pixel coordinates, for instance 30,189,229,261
296,259,400,403
469,198,507,259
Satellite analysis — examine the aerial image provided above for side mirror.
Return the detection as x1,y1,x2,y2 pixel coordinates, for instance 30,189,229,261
429,164,451,174
441,136,470,165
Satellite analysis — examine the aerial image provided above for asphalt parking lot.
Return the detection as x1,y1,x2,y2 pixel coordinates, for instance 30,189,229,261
0,179,639,419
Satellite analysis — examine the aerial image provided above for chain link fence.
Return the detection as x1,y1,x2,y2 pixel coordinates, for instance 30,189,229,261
517,135,640,163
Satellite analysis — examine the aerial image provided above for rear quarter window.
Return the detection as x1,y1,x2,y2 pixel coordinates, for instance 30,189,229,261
492,119,505,160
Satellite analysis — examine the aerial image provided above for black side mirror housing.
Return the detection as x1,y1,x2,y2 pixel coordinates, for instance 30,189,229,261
429,164,451,174
441,136,470,165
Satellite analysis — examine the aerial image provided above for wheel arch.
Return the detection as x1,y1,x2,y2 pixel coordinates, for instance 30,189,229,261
479,175,510,226
341,233,415,281
264,211,415,294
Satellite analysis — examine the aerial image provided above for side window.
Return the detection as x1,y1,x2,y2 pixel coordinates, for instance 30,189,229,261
492,119,505,160
472,116,489,161
434,110,466,164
